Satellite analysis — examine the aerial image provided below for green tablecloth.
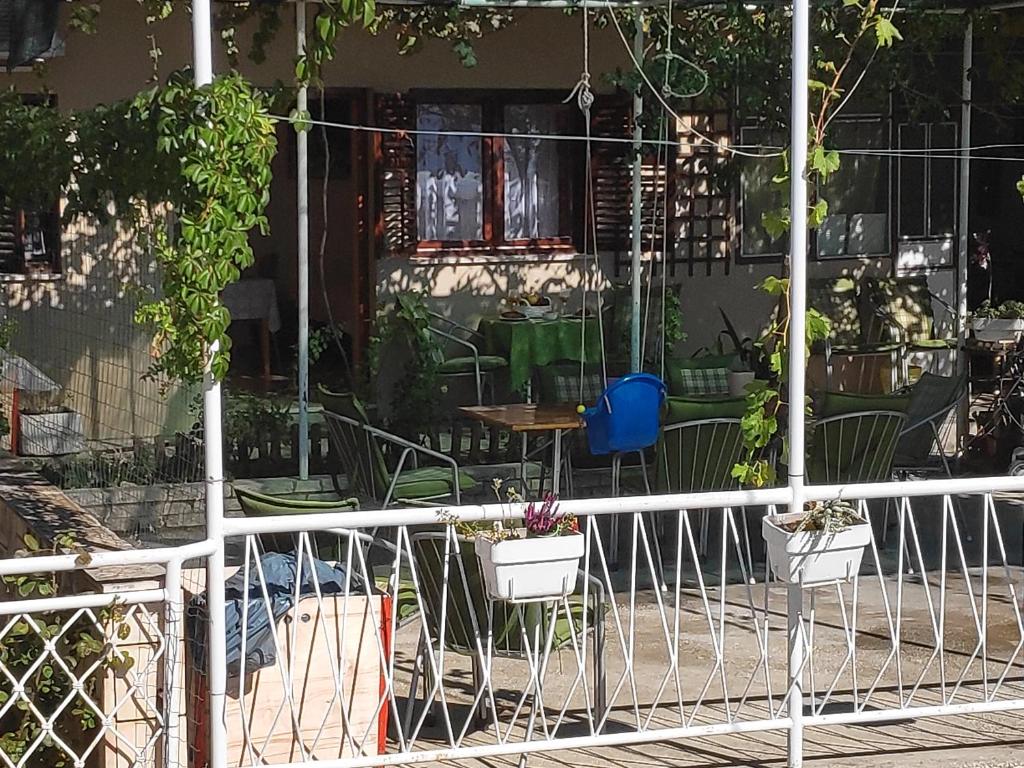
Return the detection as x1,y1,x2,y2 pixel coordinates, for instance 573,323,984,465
479,317,603,393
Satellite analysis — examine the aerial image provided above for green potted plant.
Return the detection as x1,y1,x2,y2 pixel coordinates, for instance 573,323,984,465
970,300,1024,343
444,483,583,602
762,499,871,586
474,492,583,601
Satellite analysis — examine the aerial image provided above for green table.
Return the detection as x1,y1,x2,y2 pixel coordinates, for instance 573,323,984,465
479,316,603,393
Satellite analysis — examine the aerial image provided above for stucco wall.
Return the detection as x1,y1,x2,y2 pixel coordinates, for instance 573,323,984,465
0,2,959,442
0,214,197,444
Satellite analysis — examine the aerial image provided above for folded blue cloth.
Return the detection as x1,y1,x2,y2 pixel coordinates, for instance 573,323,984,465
188,551,363,675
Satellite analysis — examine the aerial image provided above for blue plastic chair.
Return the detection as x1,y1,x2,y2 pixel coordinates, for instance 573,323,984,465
583,373,667,456
583,373,667,579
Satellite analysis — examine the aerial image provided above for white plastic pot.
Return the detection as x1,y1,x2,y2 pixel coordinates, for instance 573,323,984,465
475,533,584,601
19,409,85,456
762,512,871,586
727,371,756,398
970,317,1024,343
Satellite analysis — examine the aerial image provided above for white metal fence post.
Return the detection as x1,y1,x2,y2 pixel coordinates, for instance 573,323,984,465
629,17,644,373
191,4,228,768
956,19,974,444
297,0,311,480
786,0,811,765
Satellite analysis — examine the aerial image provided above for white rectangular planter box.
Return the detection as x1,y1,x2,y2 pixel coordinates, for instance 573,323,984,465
971,318,1024,343
476,533,584,602
728,371,756,398
762,512,871,586
19,410,85,456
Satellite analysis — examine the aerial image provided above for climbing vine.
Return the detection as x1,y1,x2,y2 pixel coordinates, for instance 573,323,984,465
0,72,277,384
134,73,277,383
731,278,831,488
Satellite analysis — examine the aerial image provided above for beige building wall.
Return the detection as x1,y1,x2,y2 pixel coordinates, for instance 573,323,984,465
0,1,956,441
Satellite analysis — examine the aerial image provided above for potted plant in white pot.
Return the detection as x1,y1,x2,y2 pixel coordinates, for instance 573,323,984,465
970,300,1024,343
18,392,85,457
449,487,583,602
762,499,871,586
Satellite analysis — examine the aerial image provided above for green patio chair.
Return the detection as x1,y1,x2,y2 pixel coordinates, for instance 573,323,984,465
807,408,908,485
428,311,508,405
862,276,959,386
656,395,751,571
234,484,420,623
807,277,903,392
405,532,606,732
892,371,967,478
233,485,360,557
885,371,970,550
317,385,478,508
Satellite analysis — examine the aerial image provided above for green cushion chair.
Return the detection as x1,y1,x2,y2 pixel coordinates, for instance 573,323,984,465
428,311,508,405
655,396,752,572
317,385,478,507
807,407,908,485
234,484,419,623
406,532,606,731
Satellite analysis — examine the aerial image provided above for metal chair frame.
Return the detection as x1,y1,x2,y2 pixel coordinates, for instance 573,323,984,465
323,409,465,508
807,409,909,485
428,312,503,405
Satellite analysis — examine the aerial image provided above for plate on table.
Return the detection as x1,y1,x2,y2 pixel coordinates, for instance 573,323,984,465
500,311,528,322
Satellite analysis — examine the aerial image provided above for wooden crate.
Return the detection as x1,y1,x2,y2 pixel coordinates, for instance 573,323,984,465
187,590,391,767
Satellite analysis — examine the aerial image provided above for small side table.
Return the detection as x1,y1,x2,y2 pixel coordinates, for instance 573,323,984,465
966,338,1020,396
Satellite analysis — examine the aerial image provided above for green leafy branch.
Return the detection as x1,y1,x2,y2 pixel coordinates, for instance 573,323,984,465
731,277,831,488
368,292,444,441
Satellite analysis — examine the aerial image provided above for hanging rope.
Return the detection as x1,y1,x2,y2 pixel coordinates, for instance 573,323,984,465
568,3,609,413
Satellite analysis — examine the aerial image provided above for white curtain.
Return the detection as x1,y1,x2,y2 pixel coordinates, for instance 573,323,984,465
504,105,560,240
416,104,483,241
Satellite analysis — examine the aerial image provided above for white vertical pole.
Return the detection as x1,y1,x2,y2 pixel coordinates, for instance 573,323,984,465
297,0,310,479
956,19,973,444
191,4,227,768
786,0,810,765
629,18,644,373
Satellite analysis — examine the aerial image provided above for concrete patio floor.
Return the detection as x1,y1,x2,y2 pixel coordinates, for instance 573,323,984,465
390,562,1024,768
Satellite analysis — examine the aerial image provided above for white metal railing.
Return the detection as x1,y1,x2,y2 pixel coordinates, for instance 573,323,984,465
4,481,1021,768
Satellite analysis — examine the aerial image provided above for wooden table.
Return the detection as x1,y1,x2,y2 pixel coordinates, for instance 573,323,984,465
459,404,583,495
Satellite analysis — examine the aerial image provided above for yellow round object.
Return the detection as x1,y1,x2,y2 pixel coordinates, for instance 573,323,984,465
576,404,586,414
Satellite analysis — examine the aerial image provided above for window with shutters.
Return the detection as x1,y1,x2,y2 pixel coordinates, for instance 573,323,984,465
0,199,60,277
372,90,643,259
375,91,582,256
0,93,61,279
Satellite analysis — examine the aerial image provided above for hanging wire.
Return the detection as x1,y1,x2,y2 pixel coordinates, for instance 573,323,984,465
606,8,786,159
271,112,1024,163
269,112,779,151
